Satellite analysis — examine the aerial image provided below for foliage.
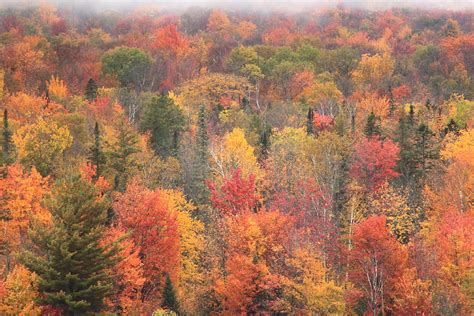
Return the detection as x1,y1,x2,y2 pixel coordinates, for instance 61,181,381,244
13,118,72,176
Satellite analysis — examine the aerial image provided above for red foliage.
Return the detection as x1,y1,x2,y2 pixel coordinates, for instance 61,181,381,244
392,84,411,102
207,168,260,216
153,24,188,56
113,180,180,301
349,216,408,315
313,113,334,133
350,136,400,191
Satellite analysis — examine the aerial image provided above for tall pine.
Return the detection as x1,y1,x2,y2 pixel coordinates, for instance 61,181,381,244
88,122,106,180
109,121,140,191
85,78,98,102
2,109,14,165
364,111,381,137
162,274,179,313
306,107,314,135
191,105,210,206
21,175,120,315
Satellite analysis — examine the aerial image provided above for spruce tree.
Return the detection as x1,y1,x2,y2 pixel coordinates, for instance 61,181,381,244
388,85,396,117
21,175,120,315
162,274,179,313
259,129,270,162
191,105,210,206
139,94,185,157
364,111,381,137
2,109,13,165
306,107,314,135
414,123,439,184
85,78,98,102
88,122,106,180
109,121,140,191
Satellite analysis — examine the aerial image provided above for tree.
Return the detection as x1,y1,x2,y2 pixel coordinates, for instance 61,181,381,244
209,128,262,181
88,122,106,180
0,265,42,315
364,111,381,137
101,47,152,90
306,107,314,135
208,168,259,216
162,274,179,313
414,123,439,183
2,109,14,165
0,164,50,273
85,78,98,102
350,136,400,192
108,120,140,191
140,94,185,157
21,175,120,315
349,216,408,316
13,118,72,176
113,180,180,305
188,105,210,206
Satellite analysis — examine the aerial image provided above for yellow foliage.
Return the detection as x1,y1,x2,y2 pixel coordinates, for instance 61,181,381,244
160,189,205,314
13,118,73,176
283,247,345,314
352,53,394,91
0,265,42,315
210,128,262,182
47,75,68,99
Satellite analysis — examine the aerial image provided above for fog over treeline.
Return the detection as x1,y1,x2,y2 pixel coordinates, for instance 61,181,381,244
0,0,472,13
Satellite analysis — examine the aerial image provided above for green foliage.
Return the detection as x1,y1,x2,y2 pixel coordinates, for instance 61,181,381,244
364,111,381,137
85,78,98,102
88,122,106,179
21,175,121,315
2,109,14,165
108,121,140,191
140,94,185,157
162,274,179,313
101,46,152,88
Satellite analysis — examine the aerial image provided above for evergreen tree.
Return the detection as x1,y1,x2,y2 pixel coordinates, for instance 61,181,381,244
414,123,439,184
444,118,460,136
88,122,106,180
162,274,179,313
395,113,416,185
2,109,14,165
140,94,185,157
259,129,270,162
190,105,210,206
109,121,140,191
85,78,99,102
408,103,416,126
21,175,120,315
306,107,314,135
364,111,381,137
388,85,396,116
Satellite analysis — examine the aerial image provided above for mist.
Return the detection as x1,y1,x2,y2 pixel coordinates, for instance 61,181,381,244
0,0,472,13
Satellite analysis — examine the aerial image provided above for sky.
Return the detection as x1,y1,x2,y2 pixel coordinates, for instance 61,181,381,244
0,0,472,12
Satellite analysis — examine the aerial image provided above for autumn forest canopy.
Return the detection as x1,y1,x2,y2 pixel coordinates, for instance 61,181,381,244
0,1,473,315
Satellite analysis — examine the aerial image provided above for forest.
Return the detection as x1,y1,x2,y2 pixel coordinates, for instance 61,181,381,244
0,1,473,315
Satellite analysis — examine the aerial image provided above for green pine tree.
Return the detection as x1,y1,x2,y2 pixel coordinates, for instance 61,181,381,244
388,85,396,116
190,105,210,206
414,123,439,184
85,78,98,102
306,107,314,135
259,128,270,162
2,109,14,165
140,94,185,157
162,274,179,313
21,175,121,315
88,122,106,180
108,121,140,191
364,111,381,137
